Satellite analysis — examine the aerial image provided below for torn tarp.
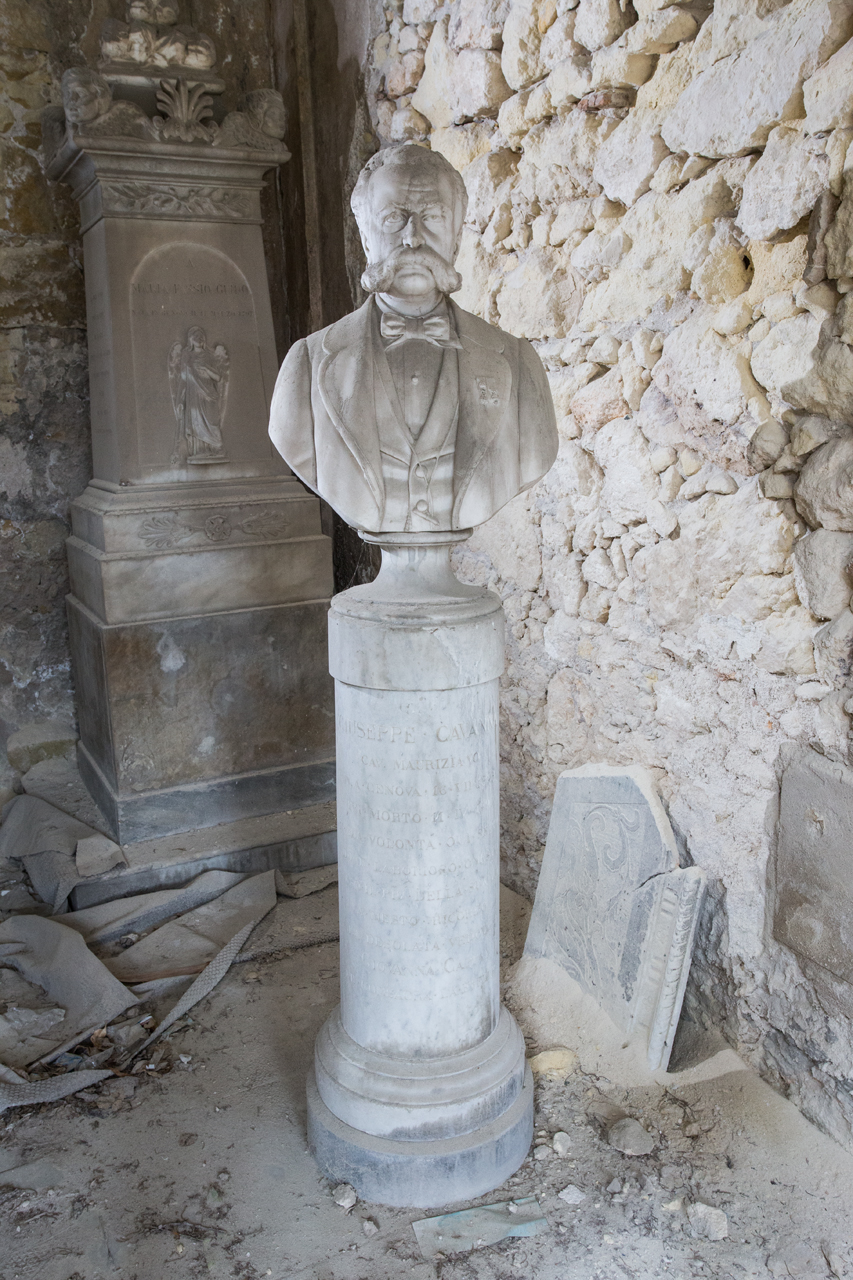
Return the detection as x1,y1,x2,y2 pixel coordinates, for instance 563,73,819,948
1,794,101,912
0,795,98,865
55,870,247,946
0,915,137,1066
0,1061,113,1113
103,871,278,984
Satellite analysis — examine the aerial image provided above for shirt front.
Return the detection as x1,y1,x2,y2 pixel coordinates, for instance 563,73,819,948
373,298,460,531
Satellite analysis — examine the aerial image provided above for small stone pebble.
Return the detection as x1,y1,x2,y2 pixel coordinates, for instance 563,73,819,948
533,1144,553,1160
362,1217,379,1236
607,1117,656,1156
558,1184,587,1205
687,1201,728,1241
332,1183,357,1210
552,1131,571,1156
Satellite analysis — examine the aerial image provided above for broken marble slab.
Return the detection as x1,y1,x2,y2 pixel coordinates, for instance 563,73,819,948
23,851,82,914
524,764,705,1071
412,1197,548,1258
773,746,853,984
0,915,137,1066
103,870,277,984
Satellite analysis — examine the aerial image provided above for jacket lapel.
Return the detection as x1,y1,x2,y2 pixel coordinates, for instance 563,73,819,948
318,299,385,513
451,301,512,520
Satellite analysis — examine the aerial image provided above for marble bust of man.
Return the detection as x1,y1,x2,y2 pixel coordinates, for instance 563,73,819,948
269,143,557,534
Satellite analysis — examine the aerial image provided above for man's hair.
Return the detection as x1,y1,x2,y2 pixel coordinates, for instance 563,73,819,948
350,144,468,245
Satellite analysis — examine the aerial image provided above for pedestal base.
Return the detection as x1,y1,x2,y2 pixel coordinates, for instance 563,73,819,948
306,1063,534,1209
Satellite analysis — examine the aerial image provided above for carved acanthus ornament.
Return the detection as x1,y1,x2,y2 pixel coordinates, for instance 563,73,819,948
152,79,217,144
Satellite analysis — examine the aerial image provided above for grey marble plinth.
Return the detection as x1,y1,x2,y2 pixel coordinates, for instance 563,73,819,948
307,1064,534,1210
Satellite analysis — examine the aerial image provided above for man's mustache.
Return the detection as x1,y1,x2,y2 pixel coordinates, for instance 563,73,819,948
361,246,461,295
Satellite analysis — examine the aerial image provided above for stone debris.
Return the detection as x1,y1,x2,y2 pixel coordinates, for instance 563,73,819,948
333,1183,358,1210
557,1183,587,1205
552,1130,572,1156
75,834,126,878
362,1217,379,1236
6,722,78,775
528,1046,579,1080
607,1116,656,1156
687,1201,729,1241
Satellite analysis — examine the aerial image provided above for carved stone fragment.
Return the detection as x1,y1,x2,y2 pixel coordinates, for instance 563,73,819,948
524,764,705,1071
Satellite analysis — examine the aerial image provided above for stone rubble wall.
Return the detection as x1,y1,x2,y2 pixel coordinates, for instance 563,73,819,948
366,0,853,1148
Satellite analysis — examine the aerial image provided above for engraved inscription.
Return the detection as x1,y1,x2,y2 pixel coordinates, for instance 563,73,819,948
337,681,500,1049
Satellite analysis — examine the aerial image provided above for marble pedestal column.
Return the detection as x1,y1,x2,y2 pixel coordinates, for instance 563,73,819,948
307,533,532,1208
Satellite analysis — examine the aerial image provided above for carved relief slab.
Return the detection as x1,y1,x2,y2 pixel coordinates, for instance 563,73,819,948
129,242,272,473
101,181,254,222
524,764,705,1070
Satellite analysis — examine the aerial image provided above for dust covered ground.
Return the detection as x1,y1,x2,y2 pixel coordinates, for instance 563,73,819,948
1,885,851,1280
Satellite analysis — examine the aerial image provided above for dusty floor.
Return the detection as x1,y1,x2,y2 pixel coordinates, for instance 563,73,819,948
1,884,852,1280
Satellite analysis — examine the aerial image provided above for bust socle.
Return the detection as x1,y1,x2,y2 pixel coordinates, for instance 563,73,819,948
268,143,557,535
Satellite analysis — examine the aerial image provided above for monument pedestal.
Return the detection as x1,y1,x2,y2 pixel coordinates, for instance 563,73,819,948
308,534,532,1208
45,55,335,849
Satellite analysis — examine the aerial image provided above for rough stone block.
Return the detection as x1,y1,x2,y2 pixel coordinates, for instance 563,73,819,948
6,721,78,774
794,434,853,531
592,115,670,206
773,748,853,985
804,36,853,132
792,530,853,620
574,0,631,53
661,0,853,159
525,764,705,1070
737,127,831,243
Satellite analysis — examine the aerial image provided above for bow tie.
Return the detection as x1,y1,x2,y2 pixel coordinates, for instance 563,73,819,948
379,309,462,350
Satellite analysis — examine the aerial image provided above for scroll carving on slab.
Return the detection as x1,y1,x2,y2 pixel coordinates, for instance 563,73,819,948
100,180,252,221
139,508,286,549
168,328,230,466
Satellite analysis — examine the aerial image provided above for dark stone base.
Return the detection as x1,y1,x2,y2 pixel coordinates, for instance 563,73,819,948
306,1064,534,1209
78,741,335,845
68,593,335,844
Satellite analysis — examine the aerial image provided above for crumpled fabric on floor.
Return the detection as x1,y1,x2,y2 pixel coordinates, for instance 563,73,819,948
103,870,278,984
0,794,97,871
0,1061,113,1113
55,869,247,946
0,914,138,1066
